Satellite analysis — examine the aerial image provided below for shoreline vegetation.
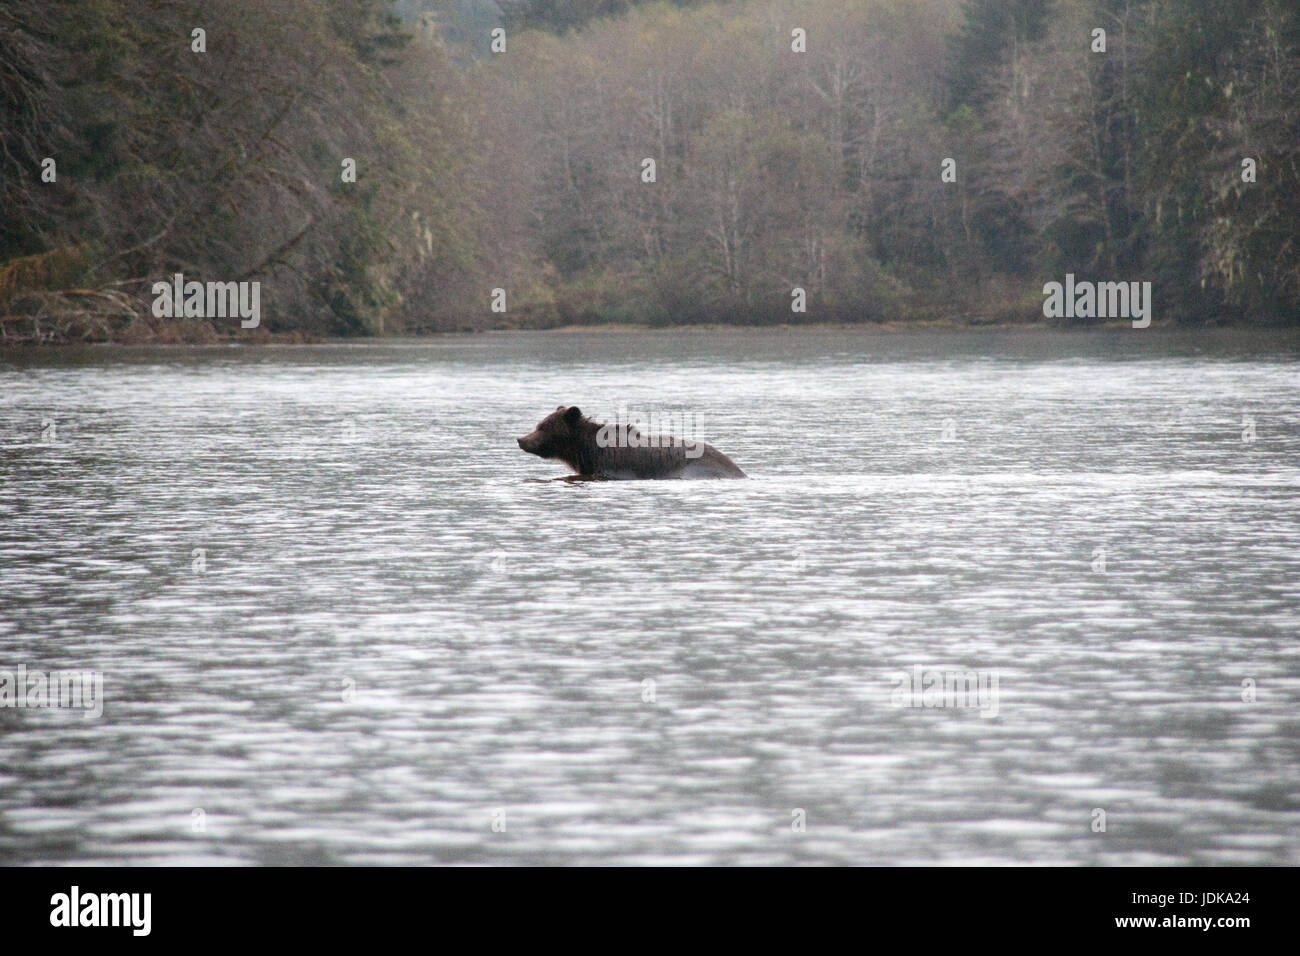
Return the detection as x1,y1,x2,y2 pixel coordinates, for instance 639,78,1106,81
6,317,1291,350
2,0,1297,346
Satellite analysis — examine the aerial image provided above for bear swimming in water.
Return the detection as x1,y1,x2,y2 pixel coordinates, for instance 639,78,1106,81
517,406,747,479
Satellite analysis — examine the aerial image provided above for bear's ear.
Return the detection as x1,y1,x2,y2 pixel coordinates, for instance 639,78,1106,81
563,406,583,425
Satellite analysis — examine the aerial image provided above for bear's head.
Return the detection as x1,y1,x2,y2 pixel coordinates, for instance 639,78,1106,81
517,406,587,463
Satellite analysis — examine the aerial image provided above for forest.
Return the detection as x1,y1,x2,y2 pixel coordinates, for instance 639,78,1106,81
1,0,1296,341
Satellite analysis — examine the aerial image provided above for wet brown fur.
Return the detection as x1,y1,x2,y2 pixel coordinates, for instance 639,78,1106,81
517,406,747,479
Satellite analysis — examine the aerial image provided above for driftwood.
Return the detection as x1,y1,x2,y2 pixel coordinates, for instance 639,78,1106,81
0,288,141,344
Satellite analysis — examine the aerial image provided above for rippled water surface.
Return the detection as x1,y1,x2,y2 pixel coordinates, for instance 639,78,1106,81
2,328,1299,865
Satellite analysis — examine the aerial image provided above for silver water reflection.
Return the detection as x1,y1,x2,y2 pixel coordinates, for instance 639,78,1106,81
1,329,1298,865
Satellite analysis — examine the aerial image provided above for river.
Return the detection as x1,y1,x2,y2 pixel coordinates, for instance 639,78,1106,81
1,328,1298,864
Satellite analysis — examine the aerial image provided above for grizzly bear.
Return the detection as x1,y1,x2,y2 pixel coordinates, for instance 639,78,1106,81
517,406,747,479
